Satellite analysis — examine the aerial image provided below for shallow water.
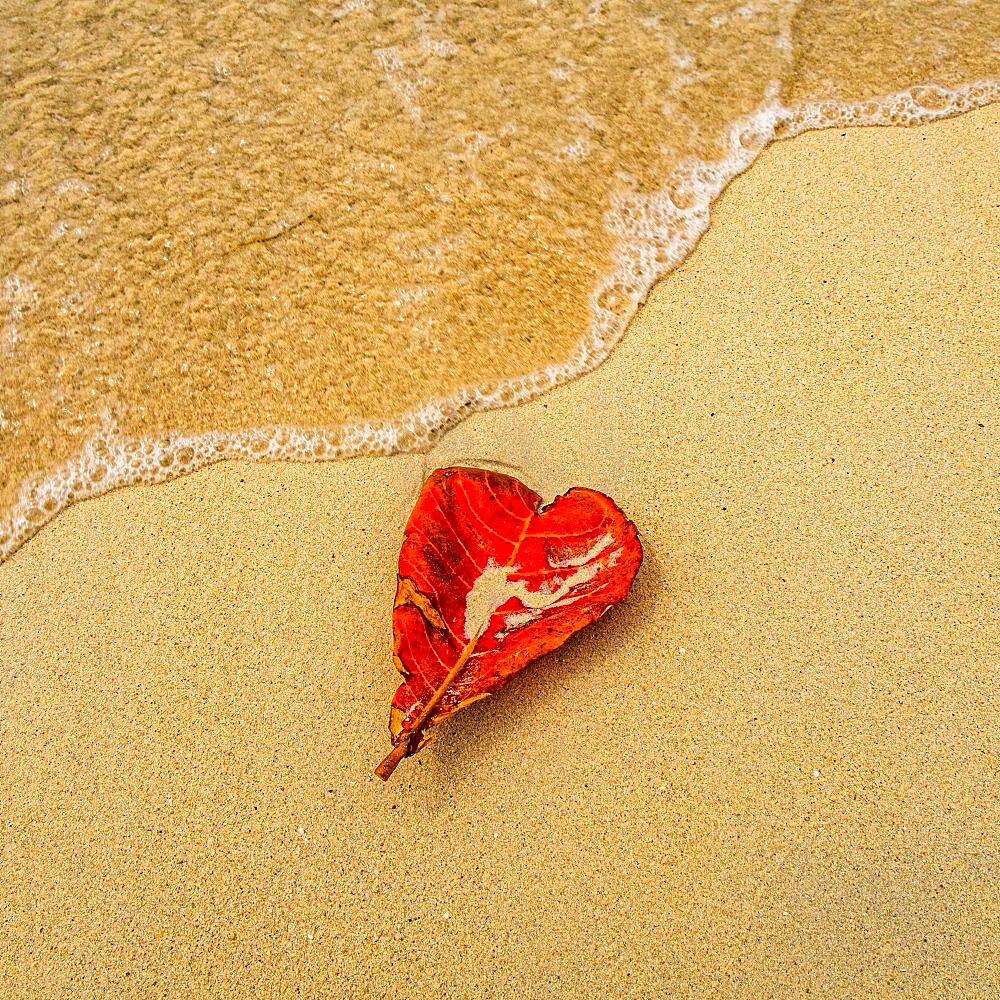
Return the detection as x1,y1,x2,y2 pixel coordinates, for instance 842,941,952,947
1,0,997,560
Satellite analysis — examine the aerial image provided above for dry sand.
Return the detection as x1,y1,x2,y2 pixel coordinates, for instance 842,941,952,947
1,106,998,998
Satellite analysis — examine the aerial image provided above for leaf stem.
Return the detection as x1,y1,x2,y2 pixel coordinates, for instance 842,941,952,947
375,628,482,781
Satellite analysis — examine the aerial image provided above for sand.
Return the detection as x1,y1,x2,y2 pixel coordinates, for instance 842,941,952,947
1,106,998,998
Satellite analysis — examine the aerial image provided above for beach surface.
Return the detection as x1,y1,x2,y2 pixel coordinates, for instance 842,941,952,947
1,106,998,998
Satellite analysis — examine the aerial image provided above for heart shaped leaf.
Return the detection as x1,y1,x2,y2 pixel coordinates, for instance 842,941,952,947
375,466,643,780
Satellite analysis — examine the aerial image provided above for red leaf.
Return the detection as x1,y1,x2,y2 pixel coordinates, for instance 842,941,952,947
375,466,643,780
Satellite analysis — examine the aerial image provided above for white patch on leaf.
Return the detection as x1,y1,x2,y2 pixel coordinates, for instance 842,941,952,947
550,533,613,567
502,609,538,631
463,534,620,640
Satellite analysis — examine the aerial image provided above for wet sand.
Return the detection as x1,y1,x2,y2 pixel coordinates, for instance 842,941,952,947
1,106,998,997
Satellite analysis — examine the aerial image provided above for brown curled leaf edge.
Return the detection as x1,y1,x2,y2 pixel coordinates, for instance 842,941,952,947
376,466,643,780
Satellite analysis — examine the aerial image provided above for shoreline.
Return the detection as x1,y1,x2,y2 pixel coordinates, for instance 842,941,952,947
1,105,998,998
3,82,998,565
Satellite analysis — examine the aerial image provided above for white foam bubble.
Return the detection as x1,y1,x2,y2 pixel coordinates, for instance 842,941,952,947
373,46,424,123
50,177,95,198
2,274,37,353
329,0,372,21
1,78,997,563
